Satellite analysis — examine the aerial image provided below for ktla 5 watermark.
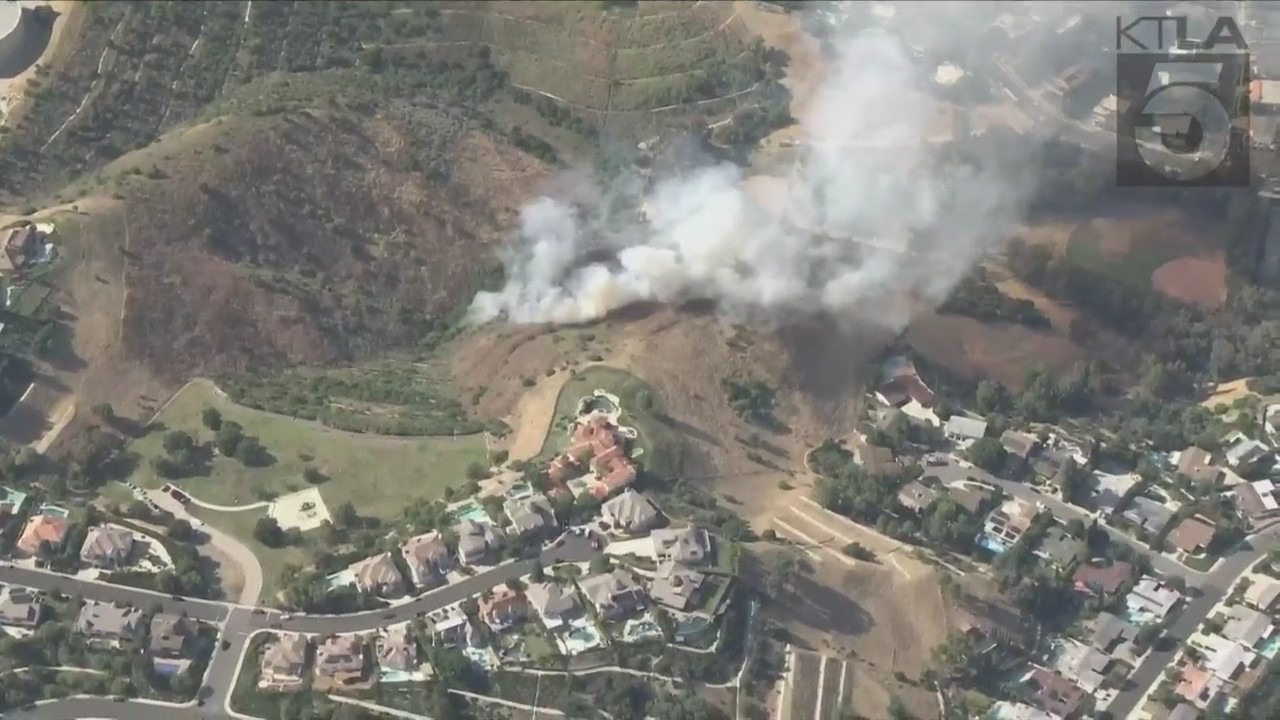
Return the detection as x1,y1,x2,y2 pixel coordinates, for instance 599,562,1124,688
1115,15,1250,187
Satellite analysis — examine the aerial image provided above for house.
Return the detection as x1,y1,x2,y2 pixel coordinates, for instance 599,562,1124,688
1206,636,1259,682
1024,667,1088,718
1245,577,1280,612
982,498,1038,551
1176,662,1225,709
1224,435,1272,470
1034,526,1086,570
579,569,646,622
649,560,707,611
650,527,711,566
945,415,988,444
601,490,662,535
1032,450,1069,481
260,633,309,688
873,373,935,409
455,520,500,566
1224,604,1274,649
1093,472,1140,514
1177,447,1223,487
1127,577,1183,622
315,634,365,686
15,514,70,556
948,484,994,515
1053,640,1111,693
1123,497,1174,535
377,625,417,673
856,443,901,476
1266,403,1280,436
1234,480,1280,524
987,702,1057,720
548,412,638,499
0,585,42,627
149,614,194,659
75,601,143,645
1169,516,1216,556
525,581,580,630
898,480,941,513
478,585,528,631
0,225,39,276
1073,560,1134,599
505,495,557,537
1001,431,1040,466
350,552,405,597
79,525,136,569
1091,612,1140,656
427,606,471,647
401,533,452,589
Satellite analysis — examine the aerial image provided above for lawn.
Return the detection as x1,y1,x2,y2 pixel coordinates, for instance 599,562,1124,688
128,380,487,518
539,365,684,479
1064,222,1199,289
188,504,309,601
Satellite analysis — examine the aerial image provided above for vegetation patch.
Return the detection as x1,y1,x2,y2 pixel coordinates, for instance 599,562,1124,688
127,380,487,515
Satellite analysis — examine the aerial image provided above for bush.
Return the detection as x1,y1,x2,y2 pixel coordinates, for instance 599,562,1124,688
843,542,876,562
303,467,326,484
215,422,244,456
253,517,285,547
490,450,509,466
465,461,487,481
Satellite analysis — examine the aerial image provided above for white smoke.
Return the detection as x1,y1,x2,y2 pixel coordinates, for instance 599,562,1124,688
470,11,1036,328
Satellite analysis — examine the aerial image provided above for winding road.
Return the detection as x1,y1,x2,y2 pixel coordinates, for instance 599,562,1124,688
0,535,599,720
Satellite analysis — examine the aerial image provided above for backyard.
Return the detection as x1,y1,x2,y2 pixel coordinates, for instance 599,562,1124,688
539,366,683,479
127,380,488,516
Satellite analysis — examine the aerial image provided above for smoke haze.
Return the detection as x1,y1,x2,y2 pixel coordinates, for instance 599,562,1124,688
469,4,1049,328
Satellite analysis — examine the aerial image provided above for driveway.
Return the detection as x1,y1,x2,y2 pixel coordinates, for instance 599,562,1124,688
147,490,264,606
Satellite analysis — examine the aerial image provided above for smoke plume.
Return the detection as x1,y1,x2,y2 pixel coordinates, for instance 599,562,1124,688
470,6,1041,328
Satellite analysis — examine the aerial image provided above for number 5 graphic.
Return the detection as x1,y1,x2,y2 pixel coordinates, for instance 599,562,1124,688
1133,61,1233,180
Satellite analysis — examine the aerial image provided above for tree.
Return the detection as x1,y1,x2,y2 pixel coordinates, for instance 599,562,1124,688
92,403,115,423
167,519,194,542
253,517,285,547
465,461,487,481
303,467,326,484
333,501,358,529
234,437,268,467
163,430,195,456
201,407,222,431
1058,459,1092,505
966,437,1008,473
215,422,244,456
529,561,545,583
975,380,1009,414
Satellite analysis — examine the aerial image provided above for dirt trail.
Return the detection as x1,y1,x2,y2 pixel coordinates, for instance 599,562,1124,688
505,373,569,461
33,395,75,453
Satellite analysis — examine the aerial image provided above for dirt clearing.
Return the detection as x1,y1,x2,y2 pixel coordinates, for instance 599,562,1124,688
1151,254,1228,310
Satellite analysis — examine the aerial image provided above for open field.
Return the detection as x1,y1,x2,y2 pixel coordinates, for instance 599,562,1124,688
906,311,1087,390
127,380,487,518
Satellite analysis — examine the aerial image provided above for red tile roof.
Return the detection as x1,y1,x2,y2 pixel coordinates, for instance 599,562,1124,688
547,413,637,497
1072,560,1134,597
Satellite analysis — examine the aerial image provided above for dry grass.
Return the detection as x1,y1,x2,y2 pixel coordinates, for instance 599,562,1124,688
1151,254,1229,310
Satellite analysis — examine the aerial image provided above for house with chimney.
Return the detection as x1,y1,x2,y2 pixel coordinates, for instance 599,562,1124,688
15,513,69,558
1168,516,1216,557
454,519,501,566
579,568,647,622
872,356,938,425
1072,560,1134,600
0,585,42,627
1000,430,1041,474
505,494,557,538
149,614,195,660
525,581,580,630
259,632,309,689
349,552,406,598
79,525,136,569
75,601,143,646
377,624,417,673
547,412,638,500
401,533,452,589
1176,447,1224,488
601,490,662,535
478,585,528,632
649,560,708,611
314,634,366,688
650,527,711,566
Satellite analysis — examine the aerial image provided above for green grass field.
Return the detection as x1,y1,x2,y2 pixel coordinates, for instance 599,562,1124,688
1064,224,1198,289
188,504,309,601
540,366,684,479
129,380,486,514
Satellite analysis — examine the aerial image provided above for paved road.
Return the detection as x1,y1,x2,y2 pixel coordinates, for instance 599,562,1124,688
929,457,1280,718
0,532,599,719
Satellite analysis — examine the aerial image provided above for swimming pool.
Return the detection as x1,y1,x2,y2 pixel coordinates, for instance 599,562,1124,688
976,535,1008,555
325,568,356,591
454,501,492,525
622,618,662,642
675,616,712,641
37,505,69,519
560,618,603,655
1262,635,1280,659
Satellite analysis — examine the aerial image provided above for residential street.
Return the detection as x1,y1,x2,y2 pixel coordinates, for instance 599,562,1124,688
0,532,600,720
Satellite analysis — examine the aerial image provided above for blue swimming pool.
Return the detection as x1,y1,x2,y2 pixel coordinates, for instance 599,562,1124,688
454,501,491,524
977,535,1008,555
1262,635,1280,659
